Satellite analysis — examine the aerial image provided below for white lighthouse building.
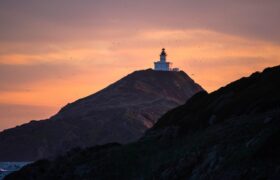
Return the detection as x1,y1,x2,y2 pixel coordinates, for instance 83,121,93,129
154,48,179,71
154,48,171,71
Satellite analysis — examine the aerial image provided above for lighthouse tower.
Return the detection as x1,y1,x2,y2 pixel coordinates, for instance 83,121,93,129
154,48,173,71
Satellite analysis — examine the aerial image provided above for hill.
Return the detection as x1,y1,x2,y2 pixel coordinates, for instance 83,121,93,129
0,69,203,161
5,65,280,180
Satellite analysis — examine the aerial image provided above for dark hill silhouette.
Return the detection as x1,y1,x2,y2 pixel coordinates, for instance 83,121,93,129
150,65,280,133
0,69,203,161
5,65,280,180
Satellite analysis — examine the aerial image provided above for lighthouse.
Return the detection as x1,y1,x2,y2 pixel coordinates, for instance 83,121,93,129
154,48,178,71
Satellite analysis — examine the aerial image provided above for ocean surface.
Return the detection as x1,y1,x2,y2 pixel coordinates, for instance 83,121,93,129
0,162,30,180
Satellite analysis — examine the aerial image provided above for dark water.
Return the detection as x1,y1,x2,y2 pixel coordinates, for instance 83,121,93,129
0,162,30,180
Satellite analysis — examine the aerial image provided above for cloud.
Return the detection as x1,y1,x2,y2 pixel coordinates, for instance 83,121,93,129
0,0,280,130
0,0,280,43
0,28,279,94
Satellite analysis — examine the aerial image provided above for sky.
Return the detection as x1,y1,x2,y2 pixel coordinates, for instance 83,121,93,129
0,0,280,131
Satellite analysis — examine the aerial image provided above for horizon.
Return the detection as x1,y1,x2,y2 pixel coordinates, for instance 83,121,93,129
1,0,280,131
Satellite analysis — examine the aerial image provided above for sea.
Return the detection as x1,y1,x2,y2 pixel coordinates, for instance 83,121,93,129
0,162,30,180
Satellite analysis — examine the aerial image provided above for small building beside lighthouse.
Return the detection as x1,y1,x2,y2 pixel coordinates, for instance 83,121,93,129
154,48,179,71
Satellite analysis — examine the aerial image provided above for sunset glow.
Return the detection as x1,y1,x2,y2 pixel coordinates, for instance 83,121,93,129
0,0,280,131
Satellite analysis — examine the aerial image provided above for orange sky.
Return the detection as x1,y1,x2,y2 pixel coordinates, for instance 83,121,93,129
0,0,280,131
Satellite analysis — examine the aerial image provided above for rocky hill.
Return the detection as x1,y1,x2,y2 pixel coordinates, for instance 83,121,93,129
5,65,280,180
0,69,203,161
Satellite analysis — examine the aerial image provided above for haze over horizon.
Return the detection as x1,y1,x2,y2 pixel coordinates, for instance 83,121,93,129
0,0,280,131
